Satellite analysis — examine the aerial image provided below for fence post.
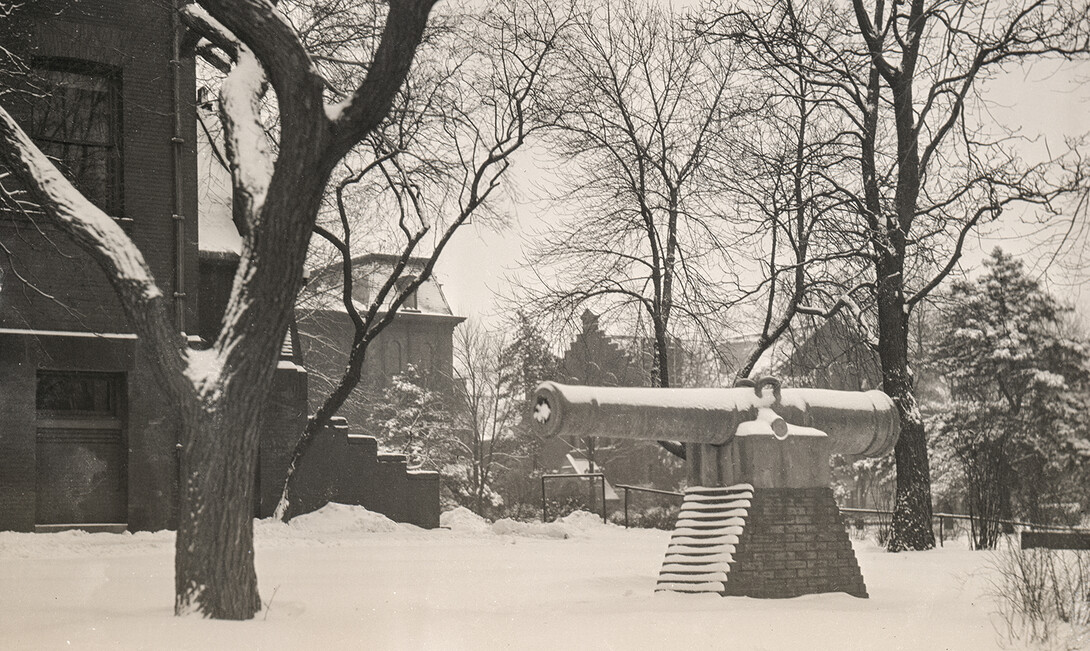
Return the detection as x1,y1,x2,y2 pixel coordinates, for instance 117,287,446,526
624,487,630,528
600,477,607,523
541,475,547,523
939,515,944,547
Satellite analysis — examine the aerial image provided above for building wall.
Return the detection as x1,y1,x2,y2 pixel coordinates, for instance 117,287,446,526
0,1,197,531
0,1,199,333
297,309,461,431
284,418,440,528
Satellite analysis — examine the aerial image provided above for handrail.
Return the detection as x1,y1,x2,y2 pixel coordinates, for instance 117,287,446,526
840,507,1090,533
614,484,683,498
615,484,684,528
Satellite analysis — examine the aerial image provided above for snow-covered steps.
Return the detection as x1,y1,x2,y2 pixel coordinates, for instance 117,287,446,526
655,484,753,595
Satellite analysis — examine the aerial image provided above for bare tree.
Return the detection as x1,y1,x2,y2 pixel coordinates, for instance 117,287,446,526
707,0,873,379
447,321,525,515
275,0,576,519
519,0,747,452
715,0,1090,550
0,0,438,619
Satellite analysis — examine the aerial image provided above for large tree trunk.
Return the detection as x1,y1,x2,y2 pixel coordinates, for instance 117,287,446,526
876,257,935,552
174,397,266,619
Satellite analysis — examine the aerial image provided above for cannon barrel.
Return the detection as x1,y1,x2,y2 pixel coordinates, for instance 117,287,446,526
531,382,899,457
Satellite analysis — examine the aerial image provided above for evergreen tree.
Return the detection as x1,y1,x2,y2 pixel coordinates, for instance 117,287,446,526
929,249,1090,545
489,312,560,512
500,311,560,410
366,364,456,470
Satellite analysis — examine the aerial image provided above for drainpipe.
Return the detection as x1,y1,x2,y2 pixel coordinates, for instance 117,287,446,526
169,0,187,528
170,0,187,335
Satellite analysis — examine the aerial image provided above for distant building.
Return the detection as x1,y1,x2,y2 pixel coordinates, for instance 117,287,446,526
540,310,754,490
777,315,881,392
295,254,465,432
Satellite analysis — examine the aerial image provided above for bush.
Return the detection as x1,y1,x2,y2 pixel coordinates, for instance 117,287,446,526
988,542,1090,650
543,496,596,522
495,502,541,522
610,505,679,530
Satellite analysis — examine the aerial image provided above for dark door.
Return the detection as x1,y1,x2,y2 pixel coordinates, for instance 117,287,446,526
35,371,127,524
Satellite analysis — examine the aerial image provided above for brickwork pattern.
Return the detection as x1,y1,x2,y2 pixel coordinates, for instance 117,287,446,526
723,487,867,598
0,1,197,532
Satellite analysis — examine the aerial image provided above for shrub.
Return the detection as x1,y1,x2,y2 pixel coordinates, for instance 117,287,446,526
607,504,680,530
988,542,1090,650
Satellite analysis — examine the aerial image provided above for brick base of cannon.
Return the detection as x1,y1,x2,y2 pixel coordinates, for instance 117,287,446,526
657,485,867,598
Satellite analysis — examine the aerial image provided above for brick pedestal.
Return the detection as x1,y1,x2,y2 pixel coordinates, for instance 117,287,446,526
657,485,867,598
724,487,866,598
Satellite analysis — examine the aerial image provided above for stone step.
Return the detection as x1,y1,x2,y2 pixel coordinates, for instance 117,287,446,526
661,562,731,574
664,549,735,561
658,571,727,583
685,483,754,495
675,516,746,530
656,485,754,596
681,499,750,510
655,582,724,593
669,534,741,546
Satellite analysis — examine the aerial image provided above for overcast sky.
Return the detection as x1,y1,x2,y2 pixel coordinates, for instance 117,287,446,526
434,16,1090,333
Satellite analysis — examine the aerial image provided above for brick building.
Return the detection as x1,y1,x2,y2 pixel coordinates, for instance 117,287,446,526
0,1,444,532
0,1,199,531
295,254,465,432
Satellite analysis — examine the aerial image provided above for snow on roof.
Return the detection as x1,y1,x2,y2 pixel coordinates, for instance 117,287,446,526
303,255,462,321
197,105,242,258
560,454,620,501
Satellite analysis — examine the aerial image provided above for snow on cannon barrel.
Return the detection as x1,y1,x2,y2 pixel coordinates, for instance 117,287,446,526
532,377,900,599
531,378,899,466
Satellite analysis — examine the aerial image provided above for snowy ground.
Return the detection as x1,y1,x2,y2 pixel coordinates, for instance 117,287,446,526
0,505,1043,650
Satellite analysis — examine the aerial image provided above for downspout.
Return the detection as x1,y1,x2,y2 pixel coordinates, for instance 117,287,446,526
170,0,187,335
169,0,187,529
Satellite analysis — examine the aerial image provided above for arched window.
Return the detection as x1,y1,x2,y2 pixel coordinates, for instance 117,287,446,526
384,340,403,378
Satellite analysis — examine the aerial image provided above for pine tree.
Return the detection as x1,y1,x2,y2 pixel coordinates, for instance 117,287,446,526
930,249,1090,545
366,364,456,470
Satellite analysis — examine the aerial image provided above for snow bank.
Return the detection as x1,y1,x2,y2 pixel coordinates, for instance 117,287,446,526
556,509,611,533
288,503,403,534
0,529,172,559
439,508,611,539
253,503,423,547
491,518,570,539
491,510,611,538
440,507,491,534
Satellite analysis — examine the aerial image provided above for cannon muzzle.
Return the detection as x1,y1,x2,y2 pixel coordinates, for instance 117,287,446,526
531,381,899,457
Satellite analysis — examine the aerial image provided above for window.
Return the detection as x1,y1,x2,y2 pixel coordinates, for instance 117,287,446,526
36,371,122,417
25,60,122,216
383,341,403,378
395,276,418,311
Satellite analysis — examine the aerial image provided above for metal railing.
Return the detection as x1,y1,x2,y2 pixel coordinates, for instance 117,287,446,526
540,477,1090,545
839,507,1090,548
615,484,684,528
540,473,608,523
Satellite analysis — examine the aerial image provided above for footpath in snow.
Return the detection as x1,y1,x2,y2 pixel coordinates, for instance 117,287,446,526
0,504,1037,650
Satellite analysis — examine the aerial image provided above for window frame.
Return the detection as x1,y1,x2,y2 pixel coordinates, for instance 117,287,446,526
27,57,124,220
395,276,419,311
36,370,125,430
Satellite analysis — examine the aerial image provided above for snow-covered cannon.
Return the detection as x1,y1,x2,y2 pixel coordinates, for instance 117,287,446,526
531,377,900,598
531,378,898,488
